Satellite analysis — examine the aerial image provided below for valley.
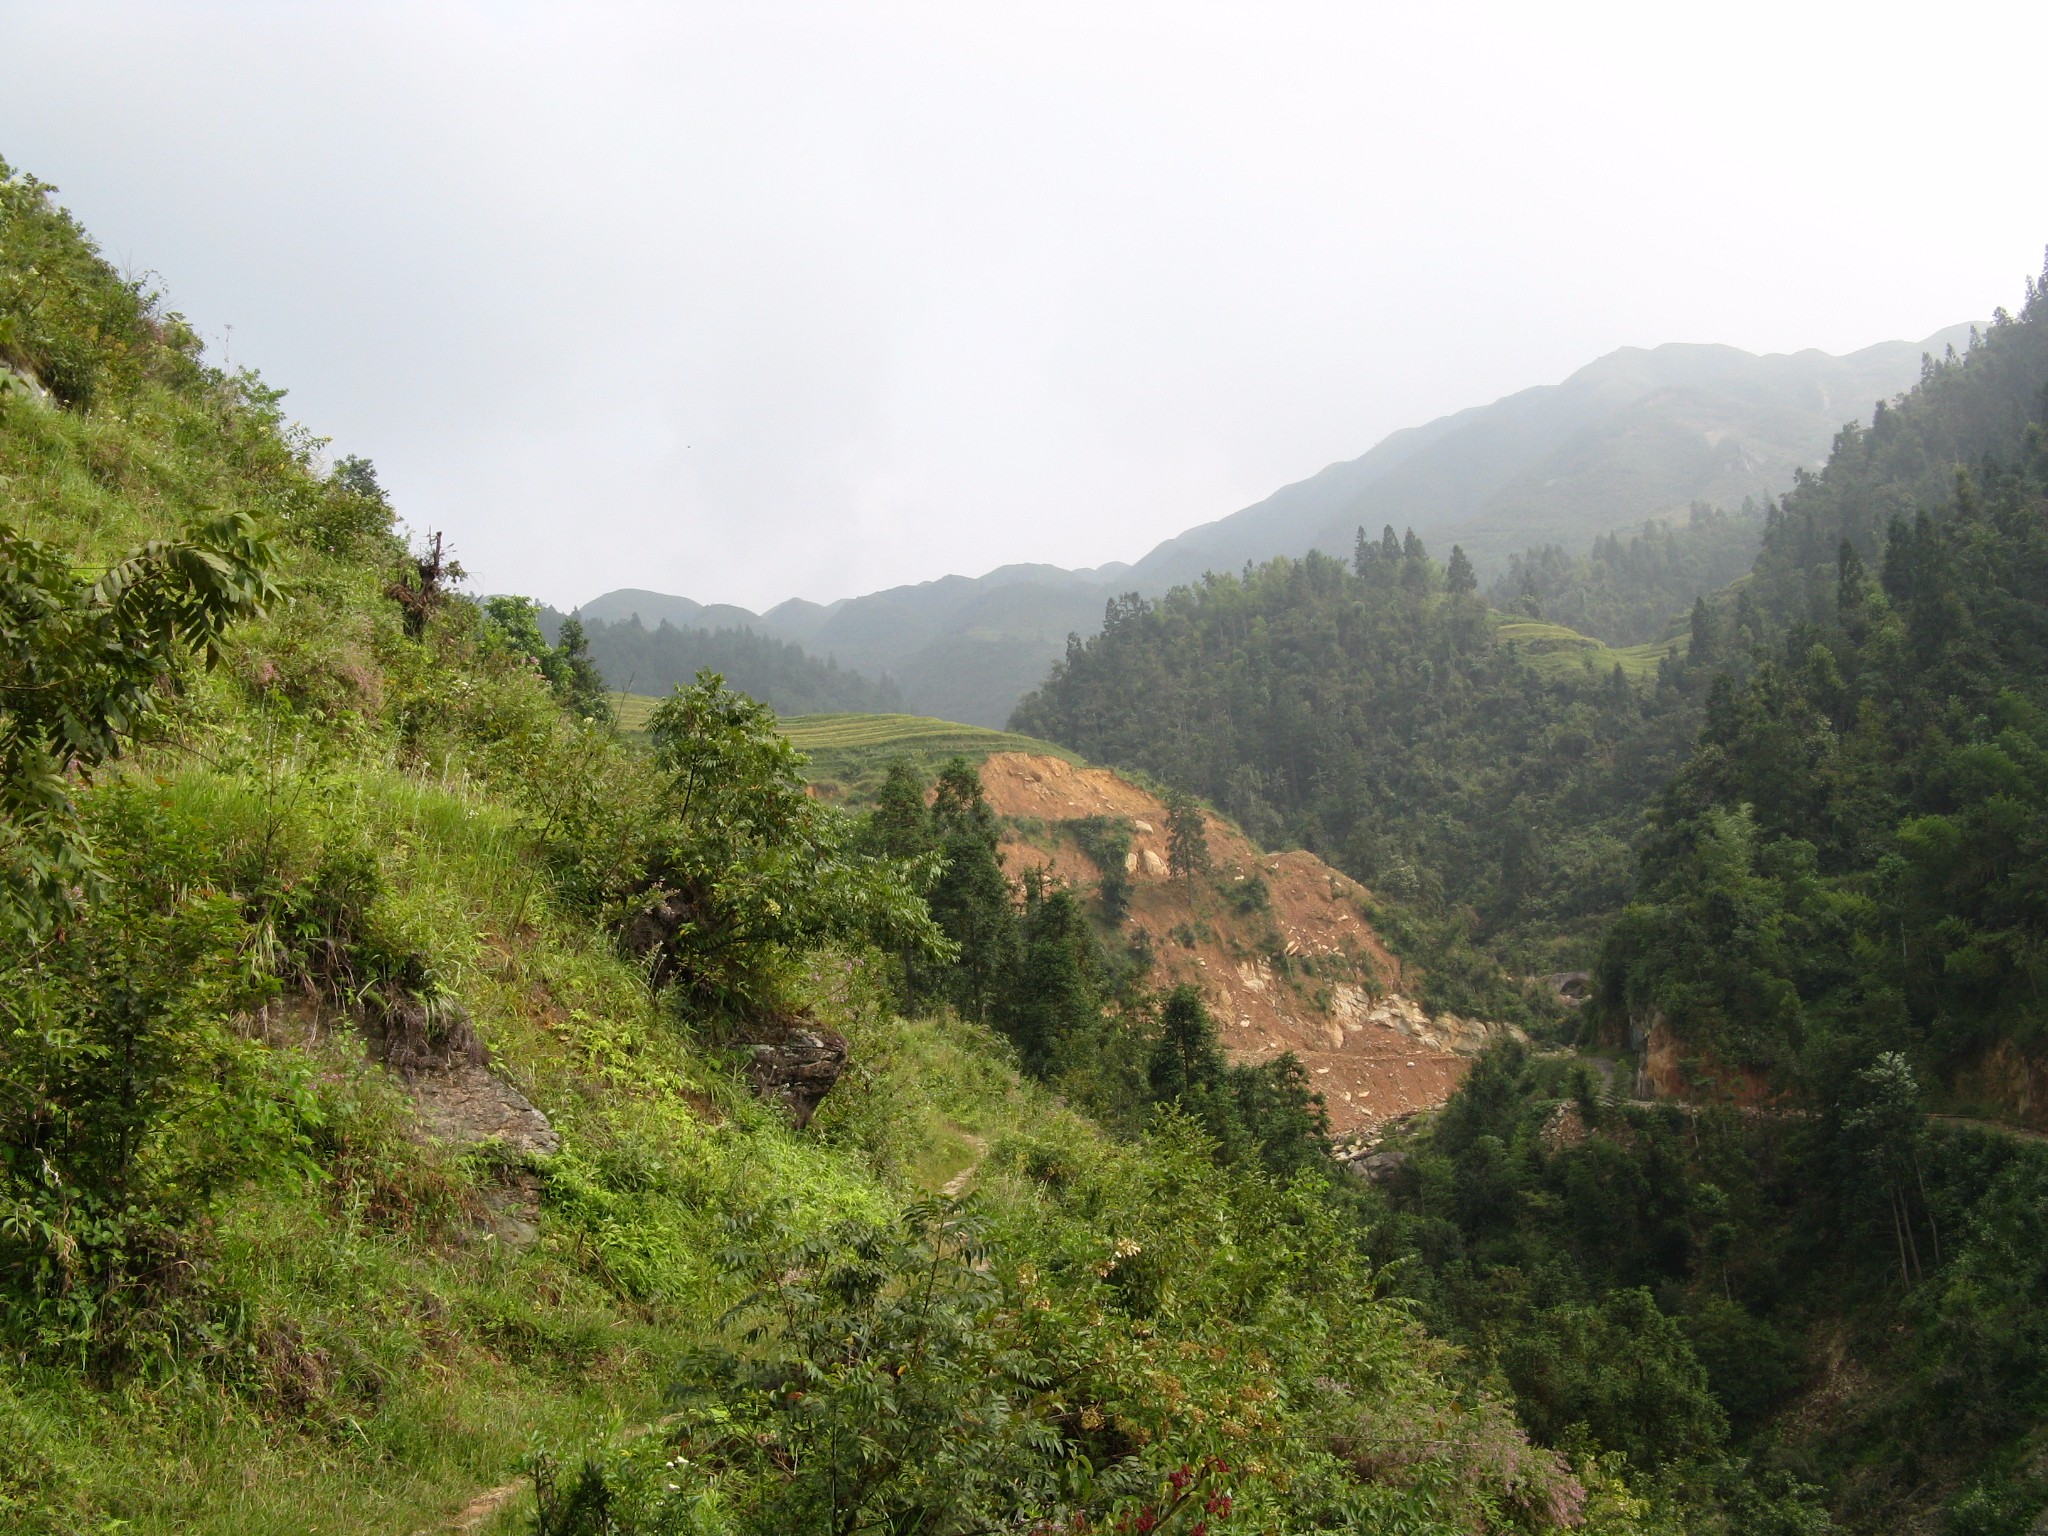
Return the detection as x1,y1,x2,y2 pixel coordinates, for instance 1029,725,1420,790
7,144,2048,1536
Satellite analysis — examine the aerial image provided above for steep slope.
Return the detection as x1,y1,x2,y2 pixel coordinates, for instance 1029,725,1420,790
975,752,1522,1136
4,155,1659,1535
1595,263,2048,1122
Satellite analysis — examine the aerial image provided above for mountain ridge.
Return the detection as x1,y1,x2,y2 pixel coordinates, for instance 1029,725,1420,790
577,325,1974,724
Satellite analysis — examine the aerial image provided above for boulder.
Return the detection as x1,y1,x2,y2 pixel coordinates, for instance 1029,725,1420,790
738,1013,849,1129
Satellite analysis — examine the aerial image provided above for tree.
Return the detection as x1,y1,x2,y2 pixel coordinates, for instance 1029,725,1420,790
1147,983,1231,1104
482,597,612,722
631,671,949,1013
387,530,464,639
1164,787,1211,899
1687,595,1720,669
998,874,1099,1075
1840,1051,1937,1288
1445,543,1477,596
924,758,1019,1022
1400,528,1434,594
550,616,612,721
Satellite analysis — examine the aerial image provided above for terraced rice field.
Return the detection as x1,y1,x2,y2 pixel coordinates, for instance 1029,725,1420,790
1491,618,1681,680
608,693,662,732
780,713,1081,801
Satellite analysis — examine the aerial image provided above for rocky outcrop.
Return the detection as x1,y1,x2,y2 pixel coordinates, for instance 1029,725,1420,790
411,1061,560,1157
1328,987,1527,1057
244,994,559,1158
367,994,487,1078
1950,1040,2048,1133
621,890,696,989
737,1013,849,1129
1543,971,1592,1007
1634,1017,1777,1107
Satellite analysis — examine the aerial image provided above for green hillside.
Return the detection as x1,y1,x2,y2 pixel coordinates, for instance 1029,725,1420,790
612,701,1083,798
1017,254,2048,1535
2,156,1659,1536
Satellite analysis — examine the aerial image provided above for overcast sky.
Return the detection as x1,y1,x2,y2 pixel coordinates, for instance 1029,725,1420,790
5,3,2044,611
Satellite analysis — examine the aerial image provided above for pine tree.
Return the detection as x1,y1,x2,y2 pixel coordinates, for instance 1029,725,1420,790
866,761,934,860
1147,984,1229,1102
999,874,1098,1075
1165,787,1211,899
925,757,1018,1022
1401,528,1433,594
1446,544,1477,596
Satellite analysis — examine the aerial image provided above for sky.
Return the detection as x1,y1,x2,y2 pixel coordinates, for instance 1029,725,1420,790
4,3,2045,612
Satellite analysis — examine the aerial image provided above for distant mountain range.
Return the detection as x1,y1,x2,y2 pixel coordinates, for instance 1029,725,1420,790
577,325,1974,725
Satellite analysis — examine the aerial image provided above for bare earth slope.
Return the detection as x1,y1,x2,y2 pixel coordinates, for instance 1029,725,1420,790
976,752,1521,1136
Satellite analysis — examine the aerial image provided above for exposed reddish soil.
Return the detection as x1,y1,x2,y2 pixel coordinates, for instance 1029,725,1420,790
976,752,1521,1137
1637,1018,1779,1108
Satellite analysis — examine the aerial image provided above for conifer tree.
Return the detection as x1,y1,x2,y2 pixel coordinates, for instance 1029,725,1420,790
1164,787,1211,900
1446,544,1477,596
925,757,1018,1022
998,874,1098,1075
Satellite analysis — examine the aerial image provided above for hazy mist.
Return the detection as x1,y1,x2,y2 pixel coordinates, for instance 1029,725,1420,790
5,2,2042,609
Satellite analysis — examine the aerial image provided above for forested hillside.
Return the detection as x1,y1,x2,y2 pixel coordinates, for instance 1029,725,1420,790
1595,278,2048,1121
12,150,2048,1536
1124,331,1969,593
1011,530,1714,991
1016,256,2048,1534
1488,504,1764,646
572,612,904,715
572,333,1950,729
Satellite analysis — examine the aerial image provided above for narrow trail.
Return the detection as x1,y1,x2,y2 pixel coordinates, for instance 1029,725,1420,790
430,1414,685,1535
444,1479,522,1534
941,1132,988,1197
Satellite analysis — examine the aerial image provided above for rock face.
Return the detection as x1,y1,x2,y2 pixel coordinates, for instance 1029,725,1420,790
410,1062,561,1157
244,993,560,1160
738,1014,849,1129
621,891,694,989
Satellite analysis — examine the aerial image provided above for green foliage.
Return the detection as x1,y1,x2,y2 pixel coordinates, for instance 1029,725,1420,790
529,1127,1611,1536
1147,985,1331,1179
485,596,613,722
605,671,952,1015
1488,504,1766,646
1594,332,2048,1097
1066,813,1133,924
0,158,203,410
1011,542,1709,981
1163,786,1211,898
0,512,276,937
0,787,310,1363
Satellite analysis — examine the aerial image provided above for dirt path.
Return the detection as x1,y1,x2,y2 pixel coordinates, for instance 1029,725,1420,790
431,1413,686,1534
941,1132,988,1197
1931,1112,2048,1145
443,1479,523,1534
